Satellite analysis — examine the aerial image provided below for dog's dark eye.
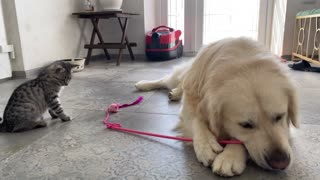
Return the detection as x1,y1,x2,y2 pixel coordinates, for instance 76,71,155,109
274,113,284,122
239,122,254,129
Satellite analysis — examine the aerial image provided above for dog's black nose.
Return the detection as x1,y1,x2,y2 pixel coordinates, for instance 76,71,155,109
265,149,290,170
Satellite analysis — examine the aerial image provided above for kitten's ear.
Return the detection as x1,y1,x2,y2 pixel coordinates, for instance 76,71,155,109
55,66,65,73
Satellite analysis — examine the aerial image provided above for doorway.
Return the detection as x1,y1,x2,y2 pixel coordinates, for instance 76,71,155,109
0,1,12,80
163,0,273,53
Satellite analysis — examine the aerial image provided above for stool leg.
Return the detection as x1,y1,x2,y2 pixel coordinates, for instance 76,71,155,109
86,18,98,65
117,18,129,66
118,18,135,61
91,18,111,60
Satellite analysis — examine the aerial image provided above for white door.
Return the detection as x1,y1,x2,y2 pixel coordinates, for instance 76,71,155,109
163,0,273,53
0,1,12,79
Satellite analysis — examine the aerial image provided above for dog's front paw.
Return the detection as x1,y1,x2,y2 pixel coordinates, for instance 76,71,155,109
212,148,246,177
194,138,223,167
168,88,181,101
135,80,152,91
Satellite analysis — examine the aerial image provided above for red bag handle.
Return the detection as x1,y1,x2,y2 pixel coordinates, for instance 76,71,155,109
152,25,174,32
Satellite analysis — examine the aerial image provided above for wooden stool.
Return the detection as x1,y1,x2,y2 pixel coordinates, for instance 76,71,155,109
72,11,139,66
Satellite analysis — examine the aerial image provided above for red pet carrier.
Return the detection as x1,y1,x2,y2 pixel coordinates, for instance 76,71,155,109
145,25,183,60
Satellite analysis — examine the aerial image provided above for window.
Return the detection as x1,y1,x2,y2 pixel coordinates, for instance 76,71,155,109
167,0,185,42
164,0,270,52
203,0,260,44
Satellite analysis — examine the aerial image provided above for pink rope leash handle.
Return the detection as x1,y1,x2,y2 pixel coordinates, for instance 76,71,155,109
103,96,242,145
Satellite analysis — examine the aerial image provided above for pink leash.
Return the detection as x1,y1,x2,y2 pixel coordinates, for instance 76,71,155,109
103,96,242,145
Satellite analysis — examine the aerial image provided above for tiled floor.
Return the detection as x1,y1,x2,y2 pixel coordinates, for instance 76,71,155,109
1,58,320,179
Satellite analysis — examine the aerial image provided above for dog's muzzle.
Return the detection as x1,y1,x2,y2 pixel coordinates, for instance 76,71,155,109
265,149,290,170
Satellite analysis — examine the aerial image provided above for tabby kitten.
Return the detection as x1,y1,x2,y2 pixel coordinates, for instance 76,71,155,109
0,61,75,132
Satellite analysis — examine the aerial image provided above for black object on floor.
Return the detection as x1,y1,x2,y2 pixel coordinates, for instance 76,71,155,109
288,60,320,72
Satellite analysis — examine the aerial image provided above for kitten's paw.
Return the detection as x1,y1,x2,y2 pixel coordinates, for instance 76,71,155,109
51,115,58,119
61,116,72,122
48,109,58,119
35,121,47,128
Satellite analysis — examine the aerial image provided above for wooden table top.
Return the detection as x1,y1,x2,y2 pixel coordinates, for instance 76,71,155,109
72,11,139,18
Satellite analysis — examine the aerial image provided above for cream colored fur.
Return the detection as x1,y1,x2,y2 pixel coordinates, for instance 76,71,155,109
135,37,299,177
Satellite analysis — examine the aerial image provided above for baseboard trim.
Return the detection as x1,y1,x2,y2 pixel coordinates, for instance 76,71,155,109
12,71,26,78
183,51,197,57
0,77,12,83
91,53,147,61
281,55,292,61
10,54,146,79
10,53,189,79
92,53,195,60
12,66,43,79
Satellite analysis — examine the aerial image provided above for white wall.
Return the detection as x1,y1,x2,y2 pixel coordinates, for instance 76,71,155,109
144,0,157,34
282,0,320,55
2,0,94,72
99,0,146,54
13,0,93,71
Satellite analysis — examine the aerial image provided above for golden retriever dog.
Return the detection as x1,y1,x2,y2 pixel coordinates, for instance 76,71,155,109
135,37,299,177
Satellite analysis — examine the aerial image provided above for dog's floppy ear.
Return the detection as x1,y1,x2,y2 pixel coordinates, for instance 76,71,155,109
287,87,299,128
182,60,206,98
182,43,218,98
198,94,222,136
